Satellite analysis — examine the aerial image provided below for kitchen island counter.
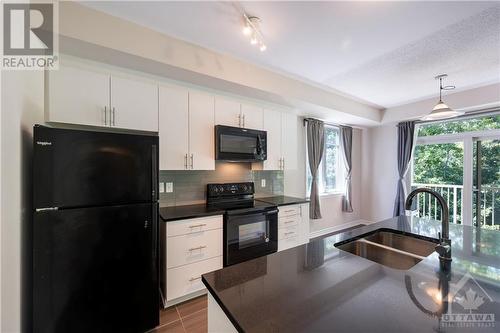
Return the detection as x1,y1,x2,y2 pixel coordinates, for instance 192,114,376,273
202,217,500,332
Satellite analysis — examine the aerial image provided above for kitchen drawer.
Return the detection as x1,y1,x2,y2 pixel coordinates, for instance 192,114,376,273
166,256,222,301
279,205,301,218
167,229,222,268
279,215,299,228
278,224,299,240
166,215,222,237
278,236,299,252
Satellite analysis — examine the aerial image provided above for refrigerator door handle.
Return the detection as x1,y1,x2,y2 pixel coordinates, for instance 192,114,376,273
152,204,158,281
152,144,158,201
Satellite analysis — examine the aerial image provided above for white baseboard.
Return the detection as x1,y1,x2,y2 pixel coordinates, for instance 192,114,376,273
308,219,374,239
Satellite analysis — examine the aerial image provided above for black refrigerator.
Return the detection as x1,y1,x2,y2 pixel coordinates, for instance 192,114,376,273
33,125,159,333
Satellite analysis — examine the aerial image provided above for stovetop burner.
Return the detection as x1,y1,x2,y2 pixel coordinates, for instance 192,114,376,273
206,182,276,213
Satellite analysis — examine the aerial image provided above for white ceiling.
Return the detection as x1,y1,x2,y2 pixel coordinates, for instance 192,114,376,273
82,1,500,108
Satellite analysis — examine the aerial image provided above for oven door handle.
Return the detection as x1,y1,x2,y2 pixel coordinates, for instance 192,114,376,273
226,208,278,217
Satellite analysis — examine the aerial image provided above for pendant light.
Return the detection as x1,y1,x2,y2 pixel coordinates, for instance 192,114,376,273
421,74,463,121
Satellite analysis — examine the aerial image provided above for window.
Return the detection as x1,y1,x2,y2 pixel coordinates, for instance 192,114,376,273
306,125,343,195
411,114,500,230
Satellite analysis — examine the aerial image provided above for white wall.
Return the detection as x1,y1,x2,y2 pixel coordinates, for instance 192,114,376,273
1,71,45,333
360,124,399,222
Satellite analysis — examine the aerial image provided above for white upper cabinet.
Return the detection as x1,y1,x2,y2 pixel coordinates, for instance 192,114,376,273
188,91,215,170
281,112,298,170
263,108,282,170
46,64,110,127
159,85,189,170
262,110,298,171
110,76,158,132
46,63,159,132
215,97,241,127
159,88,215,171
241,103,263,130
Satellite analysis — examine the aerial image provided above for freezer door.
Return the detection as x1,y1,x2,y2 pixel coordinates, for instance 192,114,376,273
33,203,159,333
33,125,159,209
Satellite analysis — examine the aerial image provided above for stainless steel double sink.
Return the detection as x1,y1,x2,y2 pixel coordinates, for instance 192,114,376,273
335,229,439,270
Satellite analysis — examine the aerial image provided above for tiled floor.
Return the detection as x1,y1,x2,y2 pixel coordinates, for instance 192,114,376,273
153,295,208,333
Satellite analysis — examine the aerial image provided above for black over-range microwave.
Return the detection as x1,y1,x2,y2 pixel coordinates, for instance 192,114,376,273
215,125,267,162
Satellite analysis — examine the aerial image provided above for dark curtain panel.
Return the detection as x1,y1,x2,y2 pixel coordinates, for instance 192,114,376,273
340,126,353,212
393,121,416,216
306,119,325,219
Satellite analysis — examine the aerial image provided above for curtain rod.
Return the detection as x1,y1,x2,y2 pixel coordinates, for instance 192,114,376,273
396,108,499,126
303,117,361,129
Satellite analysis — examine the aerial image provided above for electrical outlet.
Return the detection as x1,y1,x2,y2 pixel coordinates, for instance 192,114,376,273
165,182,174,193
159,182,165,193
261,179,266,188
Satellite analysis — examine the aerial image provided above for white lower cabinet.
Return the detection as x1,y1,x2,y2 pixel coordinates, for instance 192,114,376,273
166,229,222,269
166,256,222,302
278,203,310,252
163,215,223,306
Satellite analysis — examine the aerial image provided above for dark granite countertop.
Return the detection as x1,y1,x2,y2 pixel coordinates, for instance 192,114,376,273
256,195,309,207
202,217,500,332
159,204,224,222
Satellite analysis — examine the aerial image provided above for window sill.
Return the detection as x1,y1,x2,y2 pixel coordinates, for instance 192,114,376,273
321,192,344,198
306,191,344,200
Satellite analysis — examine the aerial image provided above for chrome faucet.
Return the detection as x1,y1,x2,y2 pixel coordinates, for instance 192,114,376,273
405,188,452,267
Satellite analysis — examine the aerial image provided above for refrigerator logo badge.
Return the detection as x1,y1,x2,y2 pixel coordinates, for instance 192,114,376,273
36,141,52,146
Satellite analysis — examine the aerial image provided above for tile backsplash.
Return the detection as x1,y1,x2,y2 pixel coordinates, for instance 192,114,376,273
159,162,283,206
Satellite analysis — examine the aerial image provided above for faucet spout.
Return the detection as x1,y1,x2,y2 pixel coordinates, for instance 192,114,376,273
405,188,452,267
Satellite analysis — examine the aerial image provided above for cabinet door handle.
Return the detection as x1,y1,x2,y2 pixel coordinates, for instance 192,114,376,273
188,245,206,251
284,231,295,236
190,154,194,169
242,114,246,128
282,157,285,170
112,107,116,126
103,106,107,125
189,276,201,282
237,113,241,127
188,224,207,228
184,154,188,170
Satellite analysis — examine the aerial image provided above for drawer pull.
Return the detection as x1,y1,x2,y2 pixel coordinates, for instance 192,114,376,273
189,276,202,282
284,231,295,236
284,209,295,213
284,220,295,224
188,245,207,252
189,224,207,228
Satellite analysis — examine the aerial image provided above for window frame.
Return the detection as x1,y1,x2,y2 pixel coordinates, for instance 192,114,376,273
305,124,345,197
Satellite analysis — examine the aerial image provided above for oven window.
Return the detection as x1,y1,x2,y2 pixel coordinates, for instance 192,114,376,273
238,221,267,249
220,134,257,154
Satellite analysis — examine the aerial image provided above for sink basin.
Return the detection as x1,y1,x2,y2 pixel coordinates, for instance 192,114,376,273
335,229,438,270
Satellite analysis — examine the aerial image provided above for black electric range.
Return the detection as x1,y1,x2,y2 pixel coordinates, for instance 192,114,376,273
207,182,278,266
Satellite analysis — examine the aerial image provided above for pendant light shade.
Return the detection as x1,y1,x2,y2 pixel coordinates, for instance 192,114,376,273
421,74,464,121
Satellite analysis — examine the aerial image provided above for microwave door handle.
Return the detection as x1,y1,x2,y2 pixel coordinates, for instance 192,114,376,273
256,135,263,157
